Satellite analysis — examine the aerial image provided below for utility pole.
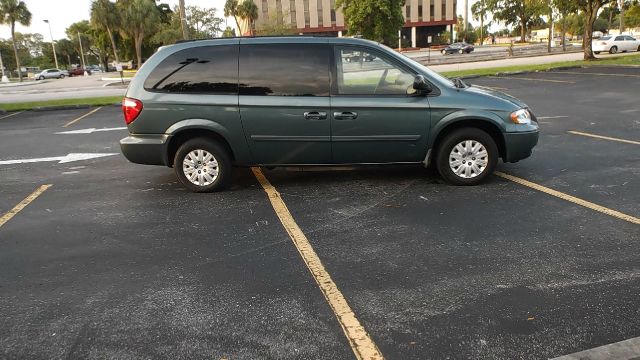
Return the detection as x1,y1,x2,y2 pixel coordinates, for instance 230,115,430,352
77,31,87,76
43,20,59,69
619,0,624,34
0,48,8,83
179,0,190,40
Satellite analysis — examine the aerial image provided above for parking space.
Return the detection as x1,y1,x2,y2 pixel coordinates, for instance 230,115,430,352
0,67,638,359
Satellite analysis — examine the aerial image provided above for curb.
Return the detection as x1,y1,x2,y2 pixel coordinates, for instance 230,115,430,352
459,65,586,80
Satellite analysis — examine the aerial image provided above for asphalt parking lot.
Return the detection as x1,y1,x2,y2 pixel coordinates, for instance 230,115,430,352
1,66,638,359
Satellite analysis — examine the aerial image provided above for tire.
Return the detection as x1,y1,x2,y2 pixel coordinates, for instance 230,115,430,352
594,51,600,54
436,128,499,186
459,49,464,54
38,76,44,80
59,74,65,79
174,138,232,193
637,45,640,52
609,46,618,54
441,50,447,55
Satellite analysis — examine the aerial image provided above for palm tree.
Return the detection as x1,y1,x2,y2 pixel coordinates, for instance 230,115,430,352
237,0,258,36
0,0,32,82
224,0,241,33
116,0,160,68
90,0,120,67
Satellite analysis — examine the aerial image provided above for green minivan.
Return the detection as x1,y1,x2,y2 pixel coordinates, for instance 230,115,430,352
120,36,538,192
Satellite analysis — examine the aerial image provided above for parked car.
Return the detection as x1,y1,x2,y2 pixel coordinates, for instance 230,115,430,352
593,35,640,54
120,37,539,192
68,67,92,76
34,68,68,80
441,42,475,55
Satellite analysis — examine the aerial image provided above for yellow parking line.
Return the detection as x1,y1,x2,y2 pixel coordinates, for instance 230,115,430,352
0,184,52,229
568,131,640,145
492,76,574,84
0,111,23,120
556,71,640,78
62,107,102,128
251,167,383,360
495,172,639,225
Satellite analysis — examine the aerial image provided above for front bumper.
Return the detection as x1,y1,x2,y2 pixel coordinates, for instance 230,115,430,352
503,130,539,163
120,134,171,166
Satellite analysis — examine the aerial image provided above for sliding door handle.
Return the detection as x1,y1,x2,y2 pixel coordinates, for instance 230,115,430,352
304,111,327,120
333,111,358,120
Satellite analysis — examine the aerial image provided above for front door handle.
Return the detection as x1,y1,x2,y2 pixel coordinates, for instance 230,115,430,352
334,111,358,120
304,111,327,120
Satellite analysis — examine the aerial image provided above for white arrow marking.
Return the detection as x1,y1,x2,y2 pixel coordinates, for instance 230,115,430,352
56,127,127,134
0,153,118,165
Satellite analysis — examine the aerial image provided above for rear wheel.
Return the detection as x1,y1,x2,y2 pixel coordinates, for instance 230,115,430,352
174,138,232,192
637,45,640,52
59,74,65,79
610,46,618,54
458,49,464,54
441,50,447,55
594,51,601,54
436,128,498,186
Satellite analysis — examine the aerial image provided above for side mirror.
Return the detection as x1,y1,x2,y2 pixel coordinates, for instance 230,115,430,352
413,75,432,94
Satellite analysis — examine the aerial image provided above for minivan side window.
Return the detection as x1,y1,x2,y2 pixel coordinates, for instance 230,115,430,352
239,44,330,96
144,45,238,94
335,47,415,96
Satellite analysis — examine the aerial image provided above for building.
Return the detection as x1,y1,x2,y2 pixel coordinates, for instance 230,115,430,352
252,0,458,47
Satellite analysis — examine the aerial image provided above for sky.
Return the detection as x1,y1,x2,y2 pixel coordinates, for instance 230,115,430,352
0,0,471,41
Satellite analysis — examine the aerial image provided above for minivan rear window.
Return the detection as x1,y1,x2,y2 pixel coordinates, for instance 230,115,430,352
239,44,330,96
144,45,238,94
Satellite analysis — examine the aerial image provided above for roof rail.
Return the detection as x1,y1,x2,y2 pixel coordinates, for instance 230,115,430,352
174,35,321,44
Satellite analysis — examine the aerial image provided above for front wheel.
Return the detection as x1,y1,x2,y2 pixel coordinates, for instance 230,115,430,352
441,50,447,55
594,51,601,54
174,138,232,192
436,128,499,186
459,49,464,54
38,76,44,80
609,46,618,54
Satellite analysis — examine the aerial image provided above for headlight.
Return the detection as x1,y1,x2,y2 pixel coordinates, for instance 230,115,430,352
510,109,531,125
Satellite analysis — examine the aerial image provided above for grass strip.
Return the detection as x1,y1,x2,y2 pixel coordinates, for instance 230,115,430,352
0,96,122,112
441,53,640,78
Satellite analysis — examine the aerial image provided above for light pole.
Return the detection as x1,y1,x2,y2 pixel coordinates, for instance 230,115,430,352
43,20,59,69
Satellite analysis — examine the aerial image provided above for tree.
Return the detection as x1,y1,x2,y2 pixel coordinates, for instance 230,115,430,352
187,5,224,38
236,0,258,36
336,0,405,45
552,0,578,51
487,0,546,42
224,0,241,33
0,0,32,81
117,0,160,68
577,0,607,60
222,26,236,37
90,0,120,65
626,3,640,28
256,9,294,35
56,38,78,67
471,0,490,44
66,20,93,67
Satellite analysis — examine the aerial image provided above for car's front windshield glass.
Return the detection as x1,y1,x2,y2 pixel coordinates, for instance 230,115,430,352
600,36,612,40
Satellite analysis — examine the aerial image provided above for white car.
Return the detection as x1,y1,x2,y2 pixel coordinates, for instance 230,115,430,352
593,35,640,54
34,68,69,80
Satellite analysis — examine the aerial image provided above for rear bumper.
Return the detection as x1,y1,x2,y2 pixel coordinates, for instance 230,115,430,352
592,44,610,52
503,130,539,163
120,134,171,166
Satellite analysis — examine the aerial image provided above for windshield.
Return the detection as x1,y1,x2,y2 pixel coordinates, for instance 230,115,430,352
600,36,612,40
377,42,455,86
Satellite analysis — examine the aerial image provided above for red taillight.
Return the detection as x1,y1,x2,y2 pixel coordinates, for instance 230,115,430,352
122,97,143,125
